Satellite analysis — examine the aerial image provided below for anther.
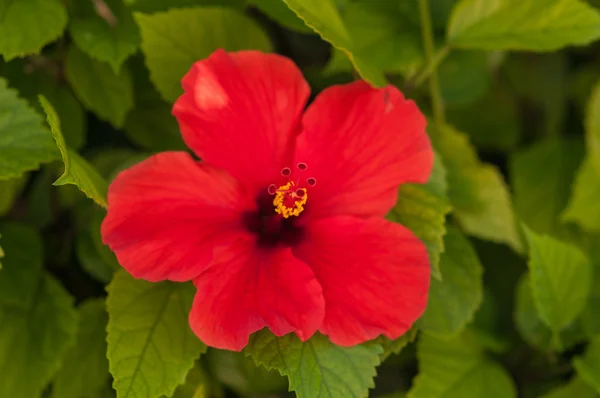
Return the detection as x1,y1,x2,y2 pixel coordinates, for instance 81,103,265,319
268,184,277,195
297,162,307,171
306,177,316,187
281,167,291,177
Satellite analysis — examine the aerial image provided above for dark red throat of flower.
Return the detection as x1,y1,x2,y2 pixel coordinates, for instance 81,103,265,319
244,163,315,247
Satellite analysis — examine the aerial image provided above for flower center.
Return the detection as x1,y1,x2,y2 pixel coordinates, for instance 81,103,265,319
267,163,316,218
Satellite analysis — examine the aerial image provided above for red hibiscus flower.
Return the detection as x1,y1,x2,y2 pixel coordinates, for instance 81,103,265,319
101,49,434,351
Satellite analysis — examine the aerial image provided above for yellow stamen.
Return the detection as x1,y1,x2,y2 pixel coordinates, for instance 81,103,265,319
273,182,308,218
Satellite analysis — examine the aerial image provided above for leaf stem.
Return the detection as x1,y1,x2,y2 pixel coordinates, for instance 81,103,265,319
413,44,451,88
418,0,445,131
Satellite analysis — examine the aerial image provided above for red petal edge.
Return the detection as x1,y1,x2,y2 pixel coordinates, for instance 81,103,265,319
173,49,310,192
296,81,433,219
101,152,254,282
190,237,325,351
294,215,430,346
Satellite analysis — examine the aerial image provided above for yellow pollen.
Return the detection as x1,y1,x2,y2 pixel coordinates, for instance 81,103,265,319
273,182,308,218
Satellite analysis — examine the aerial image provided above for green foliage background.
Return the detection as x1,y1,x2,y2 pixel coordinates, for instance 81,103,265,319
1,0,600,397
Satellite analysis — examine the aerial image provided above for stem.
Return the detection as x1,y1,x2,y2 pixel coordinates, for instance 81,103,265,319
418,0,445,132
413,44,450,88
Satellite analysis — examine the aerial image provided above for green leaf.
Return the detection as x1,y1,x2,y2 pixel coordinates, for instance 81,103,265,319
208,349,288,396
282,0,351,49
562,157,600,232
170,362,211,398
70,0,140,73
0,223,43,307
439,50,491,106
283,0,423,86
524,227,592,333
447,80,521,151
0,77,58,179
76,231,118,283
504,53,568,137
574,335,600,394
448,0,600,51
0,223,78,398
581,239,600,337
124,56,186,151
124,0,245,13
514,273,586,352
374,327,418,361
542,377,599,398
0,0,67,60
433,125,522,252
107,270,206,398
52,299,111,398
408,332,516,398
135,7,272,102
343,1,423,78
510,138,584,237
246,329,382,398
0,175,27,216
387,154,451,280
418,225,483,337
250,0,312,32
0,59,87,149
65,46,134,127
585,79,600,173
39,95,108,209
0,235,3,269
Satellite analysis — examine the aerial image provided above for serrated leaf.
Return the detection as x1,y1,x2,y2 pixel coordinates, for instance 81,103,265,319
0,59,87,150
514,273,586,352
70,0,140,73
510,138,584,237
374,327,417,361
542,377,599,398
246,329,382,398
448,0,600,51
418,225,483,337
0,0,67,60
387,153,451,280
0,223,78,398
250,0,311,32
135,7,272,102
107,270,206,398
574,335,600,394
408,332,516,398
282,0,422,86
0,77,58,179
524,227,592,333
65,46,134,127
434,124,522,252
39,96,108,209
52,299,110,398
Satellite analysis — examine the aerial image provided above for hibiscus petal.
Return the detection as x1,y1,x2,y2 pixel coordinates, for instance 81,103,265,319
101,152,254,282
190,237,325,351
294,216,430,346
173,49,310,191
297,81,433,219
